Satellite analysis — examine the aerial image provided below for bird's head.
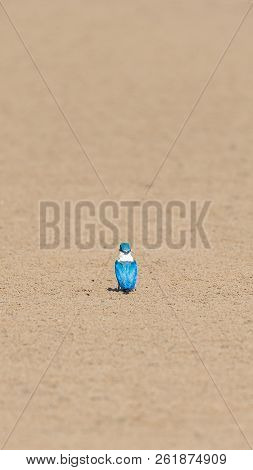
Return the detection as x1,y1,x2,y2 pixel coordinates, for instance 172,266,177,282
119,242,131,254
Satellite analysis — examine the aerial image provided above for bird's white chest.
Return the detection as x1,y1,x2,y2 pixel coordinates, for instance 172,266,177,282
118,252,134,262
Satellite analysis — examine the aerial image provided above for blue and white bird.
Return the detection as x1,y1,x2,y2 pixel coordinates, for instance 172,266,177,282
115,242,138,292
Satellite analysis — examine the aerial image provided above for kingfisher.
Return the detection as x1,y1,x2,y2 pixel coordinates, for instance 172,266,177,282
115,242,138,292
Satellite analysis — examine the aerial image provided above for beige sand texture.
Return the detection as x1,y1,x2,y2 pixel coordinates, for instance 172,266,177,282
0,0,253,450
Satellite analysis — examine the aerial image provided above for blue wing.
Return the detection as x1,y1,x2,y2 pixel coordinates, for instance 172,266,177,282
115,261,138,290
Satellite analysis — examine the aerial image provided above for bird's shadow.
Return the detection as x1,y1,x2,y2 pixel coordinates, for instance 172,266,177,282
107,287,131,295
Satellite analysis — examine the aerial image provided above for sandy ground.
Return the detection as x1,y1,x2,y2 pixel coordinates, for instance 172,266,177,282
0,0,253,450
